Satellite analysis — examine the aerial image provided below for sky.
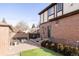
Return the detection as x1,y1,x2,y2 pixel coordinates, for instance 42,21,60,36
0,3,49,27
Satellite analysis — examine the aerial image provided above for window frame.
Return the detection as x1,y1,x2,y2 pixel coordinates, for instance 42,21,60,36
56,3,63,13
48,6,55,16
40,13,44,23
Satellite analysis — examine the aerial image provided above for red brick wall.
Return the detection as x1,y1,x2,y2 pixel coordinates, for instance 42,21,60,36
52,14,79,46
40,22,51,38
40,14,79,46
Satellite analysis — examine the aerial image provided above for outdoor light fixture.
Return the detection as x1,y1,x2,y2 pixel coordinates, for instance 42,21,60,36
76,41,79,47
76,40,79,44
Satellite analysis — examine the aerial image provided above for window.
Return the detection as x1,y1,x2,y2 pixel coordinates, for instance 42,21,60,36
48,6,54,16
56,3,63,12
43,11,48,22
40,14,44,23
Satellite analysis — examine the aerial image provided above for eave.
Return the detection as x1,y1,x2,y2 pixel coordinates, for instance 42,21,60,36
38,3,56,15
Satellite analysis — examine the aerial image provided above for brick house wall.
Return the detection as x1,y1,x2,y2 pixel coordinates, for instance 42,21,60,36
40,13,79,47
52,14,79,46
39,3,79,47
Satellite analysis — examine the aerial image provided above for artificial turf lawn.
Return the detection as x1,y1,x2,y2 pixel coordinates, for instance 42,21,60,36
20,48,62,56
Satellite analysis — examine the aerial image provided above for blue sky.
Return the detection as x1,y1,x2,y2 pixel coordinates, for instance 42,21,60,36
0,3,49,27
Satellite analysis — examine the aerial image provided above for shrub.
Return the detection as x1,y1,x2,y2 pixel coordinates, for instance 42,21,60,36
62,45,71,56
66,46,72,56
46,40,53,49
74,47,79,56
41,40,79,56
58,44,64,53
71,47,79,56
41,40,51,47
62,46,79,56
53,43,58,52
50,43,55,50
41,40,52,49
41,40,47,47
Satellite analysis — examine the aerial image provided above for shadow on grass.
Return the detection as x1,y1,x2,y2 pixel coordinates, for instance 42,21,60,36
40,47,63,56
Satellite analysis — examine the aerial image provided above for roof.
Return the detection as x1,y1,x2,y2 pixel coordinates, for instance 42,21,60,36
24,27,39,33
0,22,14,32
13,30,27,39
38,3,56,15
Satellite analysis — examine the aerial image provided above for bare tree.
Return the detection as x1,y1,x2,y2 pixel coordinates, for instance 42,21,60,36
15,21,29,32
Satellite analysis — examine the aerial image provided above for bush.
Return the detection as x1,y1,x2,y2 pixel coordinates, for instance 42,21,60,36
57,44,64,53
50,43,55,50
45,40,53,48
41,40,55,50
70,47,79,56
73,47,78,56
41,40,79,56
41,40,47,47
62,45,72,56
53,43,58,52
62,46,79,56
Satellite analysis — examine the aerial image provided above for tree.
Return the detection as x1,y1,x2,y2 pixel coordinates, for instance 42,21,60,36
32,24,35,28
15,21,29,32
2,18,7,23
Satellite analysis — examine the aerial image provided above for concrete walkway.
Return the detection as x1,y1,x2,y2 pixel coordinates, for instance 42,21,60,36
7,40,39,56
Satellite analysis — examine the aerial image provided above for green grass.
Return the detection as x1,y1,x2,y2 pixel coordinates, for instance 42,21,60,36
20,48,62,56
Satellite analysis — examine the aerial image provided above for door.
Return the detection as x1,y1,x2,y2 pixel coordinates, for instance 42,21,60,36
47,26,51,38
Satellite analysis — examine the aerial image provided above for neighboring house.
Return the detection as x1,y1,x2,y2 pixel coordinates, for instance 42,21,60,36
38,3,79,47
12,30,28,45
0,21,14,55
30,27,40,33
25,27,40,39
